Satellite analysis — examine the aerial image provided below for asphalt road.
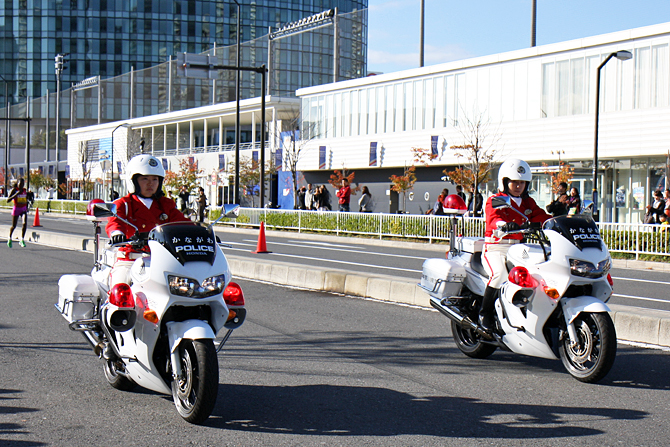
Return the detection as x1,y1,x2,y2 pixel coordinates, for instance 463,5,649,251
3,210,670,312
1,245,670,446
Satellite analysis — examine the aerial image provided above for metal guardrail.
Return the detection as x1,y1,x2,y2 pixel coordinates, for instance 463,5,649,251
2,201,668,260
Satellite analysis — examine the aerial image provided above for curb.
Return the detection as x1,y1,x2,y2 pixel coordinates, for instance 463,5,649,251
3,224,670,349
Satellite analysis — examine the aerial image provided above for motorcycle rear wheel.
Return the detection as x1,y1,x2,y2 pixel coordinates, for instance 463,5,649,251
451,321,497,359
103,359,137,391
559,312,616,383
171,339,219,424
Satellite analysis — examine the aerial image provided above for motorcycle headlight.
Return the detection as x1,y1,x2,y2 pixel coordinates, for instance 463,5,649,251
569,257,611,278
168,274,226,298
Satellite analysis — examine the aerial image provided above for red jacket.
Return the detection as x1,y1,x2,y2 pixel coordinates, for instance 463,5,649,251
485,192,551,240
106,194,188,239
336,185,351,205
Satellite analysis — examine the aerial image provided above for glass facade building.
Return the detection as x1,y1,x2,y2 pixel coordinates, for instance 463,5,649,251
0,0,367,105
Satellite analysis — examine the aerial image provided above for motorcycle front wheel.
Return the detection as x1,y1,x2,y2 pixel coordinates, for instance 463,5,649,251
559,312,616,383
451,321,497,359
171,339,219,424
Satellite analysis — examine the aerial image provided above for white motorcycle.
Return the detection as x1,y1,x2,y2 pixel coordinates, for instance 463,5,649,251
56,201,246,424
420,196,616,383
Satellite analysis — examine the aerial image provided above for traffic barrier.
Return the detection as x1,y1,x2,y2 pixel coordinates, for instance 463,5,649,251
252,221,270,253
32,208,43,227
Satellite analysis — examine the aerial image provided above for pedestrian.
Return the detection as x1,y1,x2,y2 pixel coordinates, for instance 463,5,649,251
6,178,29,248
196,187,208,223
336,179,351,212
46,185,55,212
305,183,315,210
566,187,582,215
178,184,190,214
316,185,331,211
298,186,307,210
645,190,665,224
358,186,374,212
664,189,670,218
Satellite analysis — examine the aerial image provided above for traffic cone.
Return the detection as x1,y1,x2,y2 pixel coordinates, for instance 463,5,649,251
32,208,43,227
252,221,271,254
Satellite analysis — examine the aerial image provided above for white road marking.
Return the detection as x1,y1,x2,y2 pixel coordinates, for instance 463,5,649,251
241,239,429,260
612,276,670,286
612,293,670,304
226,246,422,274
287,240,354,248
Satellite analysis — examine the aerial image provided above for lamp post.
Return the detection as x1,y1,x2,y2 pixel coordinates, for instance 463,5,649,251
0,74,9,194
111,123,129,200
233,0,241,204
592,50,632,221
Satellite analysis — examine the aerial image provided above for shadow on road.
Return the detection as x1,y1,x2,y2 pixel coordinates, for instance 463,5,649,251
207,383,645,439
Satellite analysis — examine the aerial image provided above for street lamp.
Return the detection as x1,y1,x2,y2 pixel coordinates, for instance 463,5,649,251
592,50,632,221
0,74,9,194
233,0,241,204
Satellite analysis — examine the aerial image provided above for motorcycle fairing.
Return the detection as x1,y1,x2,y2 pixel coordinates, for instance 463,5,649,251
149,222,217,265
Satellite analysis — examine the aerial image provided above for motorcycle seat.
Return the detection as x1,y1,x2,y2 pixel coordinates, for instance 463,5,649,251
471,252,489,278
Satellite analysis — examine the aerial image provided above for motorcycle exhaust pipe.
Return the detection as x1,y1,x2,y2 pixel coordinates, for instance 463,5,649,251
429,297,480,333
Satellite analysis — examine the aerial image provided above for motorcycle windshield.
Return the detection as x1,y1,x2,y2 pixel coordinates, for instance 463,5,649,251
148,222,217,265
543,215,602,251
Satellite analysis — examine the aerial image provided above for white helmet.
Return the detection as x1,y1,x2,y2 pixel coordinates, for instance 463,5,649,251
125,154,165,194
498,158,532,192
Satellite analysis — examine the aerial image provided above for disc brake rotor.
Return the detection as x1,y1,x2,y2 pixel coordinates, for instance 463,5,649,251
567,320,594,364
176,350,194,400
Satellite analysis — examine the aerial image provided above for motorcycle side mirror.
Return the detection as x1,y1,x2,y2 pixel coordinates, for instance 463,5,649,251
93,202,117,218
490,196,511,209
582,200,594,214
211,204,241,225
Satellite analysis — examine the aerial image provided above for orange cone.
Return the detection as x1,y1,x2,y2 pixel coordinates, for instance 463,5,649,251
252,221,271,253
32,208,43,227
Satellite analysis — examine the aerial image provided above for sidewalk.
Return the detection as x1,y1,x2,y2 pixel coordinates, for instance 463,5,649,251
3,222,670,349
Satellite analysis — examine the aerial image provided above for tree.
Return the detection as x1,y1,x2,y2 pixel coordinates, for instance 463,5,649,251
280,118,318,209
543,161,574,196
389,147,437,211
328,168,357,192
77,141,98,200
164,158,202,194
443,112,502,198
226,154,276,208
29,169,56,191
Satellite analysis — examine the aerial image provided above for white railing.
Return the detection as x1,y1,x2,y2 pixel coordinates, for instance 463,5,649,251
3,201,669,260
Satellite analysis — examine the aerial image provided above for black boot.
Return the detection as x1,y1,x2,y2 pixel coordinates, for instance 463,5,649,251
478,286,498,333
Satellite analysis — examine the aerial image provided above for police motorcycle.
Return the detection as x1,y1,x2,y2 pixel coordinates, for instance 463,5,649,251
56,200,246,424
420,196,616,383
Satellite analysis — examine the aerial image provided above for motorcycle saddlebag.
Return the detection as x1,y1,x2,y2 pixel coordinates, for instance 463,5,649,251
57,275,99,323
419,258,466,299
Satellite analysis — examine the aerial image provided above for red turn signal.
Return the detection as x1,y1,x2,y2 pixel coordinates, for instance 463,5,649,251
223,282,245,306
508,266,538,288
109,283,135,308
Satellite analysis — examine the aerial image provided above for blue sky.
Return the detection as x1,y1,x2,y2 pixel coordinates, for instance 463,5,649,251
367,0,670,74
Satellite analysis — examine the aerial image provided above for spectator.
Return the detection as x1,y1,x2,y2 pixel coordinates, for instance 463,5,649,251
546,193,569,217
196,187,208,223
336,179,351,212
456,185,467,202
567,187,582,215
178,184,190,214
467,187,483,217
427,188,448,215
664,189,670,218
298,186,307,210
645,190,665,224
305,183,315,210
358,186,374,212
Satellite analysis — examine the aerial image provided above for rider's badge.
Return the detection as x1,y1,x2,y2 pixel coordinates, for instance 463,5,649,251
524,209,532,215
159,213,168,221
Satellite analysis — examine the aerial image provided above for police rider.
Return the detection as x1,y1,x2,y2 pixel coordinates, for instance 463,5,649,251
480,159,551,333
106,154,188,285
